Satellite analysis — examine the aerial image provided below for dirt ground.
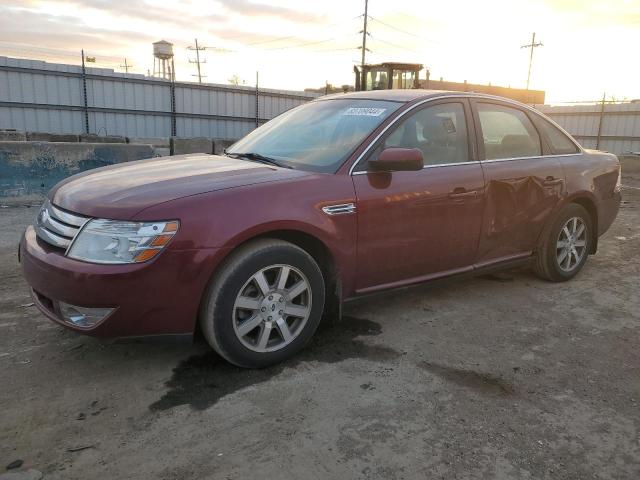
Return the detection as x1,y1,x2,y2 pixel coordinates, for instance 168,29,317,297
1,175,639,480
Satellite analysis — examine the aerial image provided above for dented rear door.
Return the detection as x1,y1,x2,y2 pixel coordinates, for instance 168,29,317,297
470,100,566,265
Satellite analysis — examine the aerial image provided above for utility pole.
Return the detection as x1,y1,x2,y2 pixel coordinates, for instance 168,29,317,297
360,0,369,88
119,58,132,74
521,32,543,90
188,38,207,83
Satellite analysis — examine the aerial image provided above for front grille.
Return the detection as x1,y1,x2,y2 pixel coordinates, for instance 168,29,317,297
35,199,89,250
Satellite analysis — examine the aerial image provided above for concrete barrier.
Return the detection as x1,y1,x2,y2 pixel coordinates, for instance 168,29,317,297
127,137,171,148
0,134,239,204
0,130,27,142
154,147,171,157
26,132,80,142
0,142,154,203
620,155,640,175
171,137,214,155
80,133,127,144
213,139,236,155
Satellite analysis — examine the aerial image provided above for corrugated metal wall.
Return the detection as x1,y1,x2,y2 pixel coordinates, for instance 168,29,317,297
0,56,318,139
536,103,640,155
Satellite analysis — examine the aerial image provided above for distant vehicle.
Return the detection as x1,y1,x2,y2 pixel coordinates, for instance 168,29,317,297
20,90,621,368
354,62,423,91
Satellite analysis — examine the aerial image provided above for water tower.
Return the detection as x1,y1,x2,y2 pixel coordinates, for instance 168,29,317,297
153,40,175,81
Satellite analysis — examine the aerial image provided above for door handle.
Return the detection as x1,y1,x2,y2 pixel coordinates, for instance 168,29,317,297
448,189,478,200
543,176,564,186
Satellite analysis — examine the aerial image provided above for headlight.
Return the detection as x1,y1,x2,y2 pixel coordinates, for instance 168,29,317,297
67,219,179,264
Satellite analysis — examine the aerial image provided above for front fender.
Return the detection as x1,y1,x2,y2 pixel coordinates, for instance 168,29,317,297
133,174,358,296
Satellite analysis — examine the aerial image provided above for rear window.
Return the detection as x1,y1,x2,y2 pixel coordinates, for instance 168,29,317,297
536,118,580,154
477,103,542,160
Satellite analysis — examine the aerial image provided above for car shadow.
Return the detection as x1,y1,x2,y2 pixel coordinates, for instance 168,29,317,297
149,316,400,411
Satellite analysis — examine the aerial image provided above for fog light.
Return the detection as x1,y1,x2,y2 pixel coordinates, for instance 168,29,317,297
58,302,114,328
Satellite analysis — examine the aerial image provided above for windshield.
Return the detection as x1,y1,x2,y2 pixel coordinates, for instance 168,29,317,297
227,99,402,173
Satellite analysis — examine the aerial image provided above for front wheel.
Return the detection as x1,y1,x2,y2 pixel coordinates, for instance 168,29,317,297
534,203,592,282
200,239,325,368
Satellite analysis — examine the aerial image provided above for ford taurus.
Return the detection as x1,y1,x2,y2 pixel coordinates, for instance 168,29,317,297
20,90,621,367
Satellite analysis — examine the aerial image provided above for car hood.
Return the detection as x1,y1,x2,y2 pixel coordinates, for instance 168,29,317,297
51,153,311,219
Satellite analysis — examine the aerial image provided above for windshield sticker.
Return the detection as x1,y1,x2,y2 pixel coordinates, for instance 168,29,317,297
343,107,387,117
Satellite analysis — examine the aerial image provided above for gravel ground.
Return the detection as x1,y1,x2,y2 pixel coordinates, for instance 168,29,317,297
0,175,638,480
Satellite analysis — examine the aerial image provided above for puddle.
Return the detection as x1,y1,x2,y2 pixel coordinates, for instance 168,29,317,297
420,361,513,396
150,316,399,411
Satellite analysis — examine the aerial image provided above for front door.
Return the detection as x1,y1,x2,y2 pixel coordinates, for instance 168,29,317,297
352,100,486,293
471,100,566,264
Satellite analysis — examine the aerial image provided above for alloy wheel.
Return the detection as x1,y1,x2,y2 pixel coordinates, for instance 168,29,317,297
232,264,312,352
556,216,587,272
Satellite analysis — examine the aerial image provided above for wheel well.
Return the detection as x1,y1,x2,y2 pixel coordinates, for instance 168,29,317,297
571,197,598,254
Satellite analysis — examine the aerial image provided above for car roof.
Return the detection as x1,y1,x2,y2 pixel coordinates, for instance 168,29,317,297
317,89,449,102
316,89,531,106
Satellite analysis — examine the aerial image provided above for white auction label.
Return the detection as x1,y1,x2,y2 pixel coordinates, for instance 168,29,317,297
342,107,387,117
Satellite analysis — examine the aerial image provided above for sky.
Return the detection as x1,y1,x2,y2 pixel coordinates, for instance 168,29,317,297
0,0,639,103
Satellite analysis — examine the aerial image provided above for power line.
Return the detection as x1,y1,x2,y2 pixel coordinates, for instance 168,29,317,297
367,15,435,42
227,15,364,48
368,34,424,54
244,34,300,47
310,46,360,53
521,32,543,90
264,37,338,51
258,29,360,52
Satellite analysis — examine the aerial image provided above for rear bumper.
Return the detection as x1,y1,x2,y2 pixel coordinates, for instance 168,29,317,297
598,191,622,237
20,225,226,338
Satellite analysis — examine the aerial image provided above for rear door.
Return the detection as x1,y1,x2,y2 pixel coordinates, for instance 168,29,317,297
352,99,486,293
471,100,566,265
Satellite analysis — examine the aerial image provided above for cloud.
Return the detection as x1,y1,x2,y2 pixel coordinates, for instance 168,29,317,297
0,8,154,50
220,0,323,22
59,0,228,28
0,1,323,53
538,0,640,26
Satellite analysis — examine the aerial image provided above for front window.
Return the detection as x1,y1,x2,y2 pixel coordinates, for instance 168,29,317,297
384,102,470,165
227,99,402,173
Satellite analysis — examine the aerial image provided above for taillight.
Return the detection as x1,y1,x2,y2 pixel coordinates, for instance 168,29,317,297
615,164,622,193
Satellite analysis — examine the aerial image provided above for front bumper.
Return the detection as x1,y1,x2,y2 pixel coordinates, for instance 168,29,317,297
20,226,226,338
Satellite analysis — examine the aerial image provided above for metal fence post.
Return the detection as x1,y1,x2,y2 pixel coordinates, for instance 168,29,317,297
80,50,90,134
255,71,259,128
596,92,606,150
170,80,177,137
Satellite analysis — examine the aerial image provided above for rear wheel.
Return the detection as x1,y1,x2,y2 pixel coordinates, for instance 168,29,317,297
534,203,592,282
200,239,325,368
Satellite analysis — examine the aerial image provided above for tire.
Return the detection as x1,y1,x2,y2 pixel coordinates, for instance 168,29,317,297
534,203,593,282
200,239,325,368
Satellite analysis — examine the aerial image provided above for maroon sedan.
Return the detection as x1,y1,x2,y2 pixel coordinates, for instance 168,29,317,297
20,90,621,367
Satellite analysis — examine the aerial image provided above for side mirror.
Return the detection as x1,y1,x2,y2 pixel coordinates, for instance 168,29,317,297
368,147,424,172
